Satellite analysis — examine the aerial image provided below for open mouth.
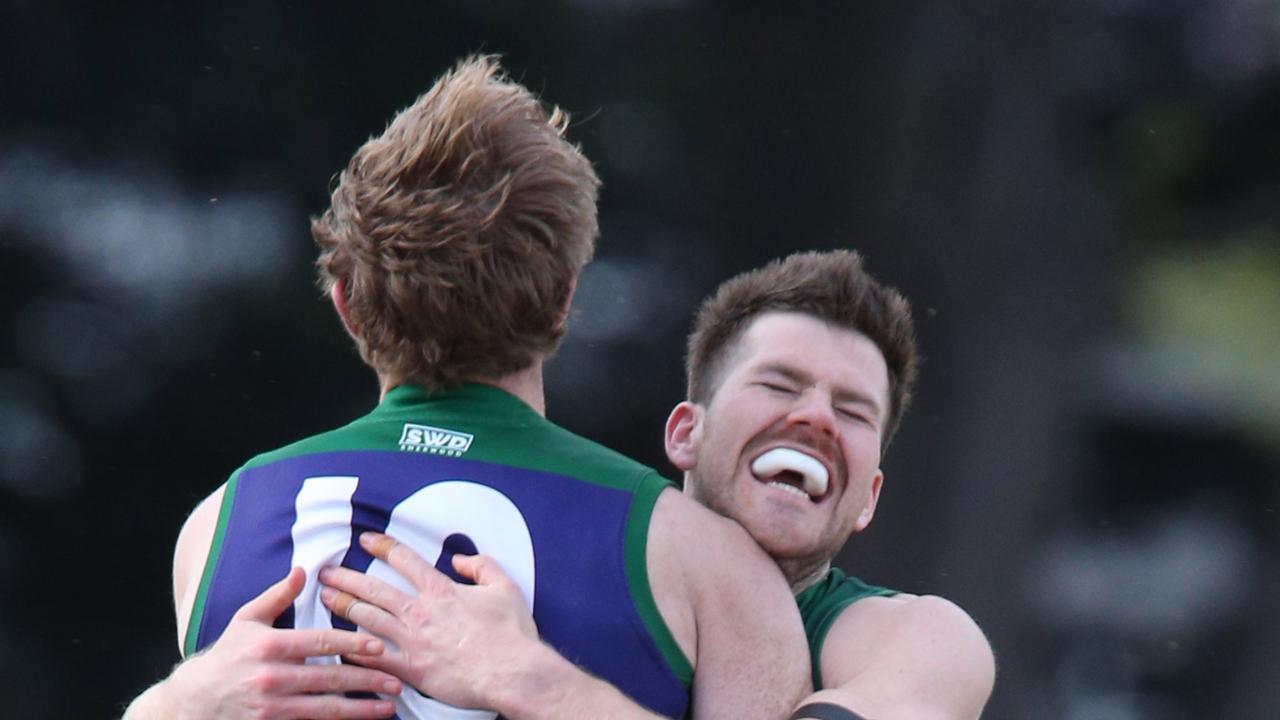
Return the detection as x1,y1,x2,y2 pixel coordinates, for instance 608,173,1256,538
750,447,829,502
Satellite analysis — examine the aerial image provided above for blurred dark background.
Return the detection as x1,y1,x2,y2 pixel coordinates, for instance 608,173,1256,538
3,1,1278,718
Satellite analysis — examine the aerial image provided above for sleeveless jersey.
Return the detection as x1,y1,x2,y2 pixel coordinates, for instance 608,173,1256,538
184,383,691,719
794,567,897,690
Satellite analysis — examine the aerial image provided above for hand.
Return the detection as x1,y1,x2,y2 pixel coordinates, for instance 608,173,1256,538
163,567,402,720
319,532,540,711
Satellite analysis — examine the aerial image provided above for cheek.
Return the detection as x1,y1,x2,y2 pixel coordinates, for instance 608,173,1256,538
826,491,871,542
695,439,753,509
836,465,878,515
842,434,881,478
699,411,748,463
693,435,735,493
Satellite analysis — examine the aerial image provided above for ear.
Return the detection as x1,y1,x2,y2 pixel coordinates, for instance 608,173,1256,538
329,280,361,338
851,469,884,532
664,401,704,472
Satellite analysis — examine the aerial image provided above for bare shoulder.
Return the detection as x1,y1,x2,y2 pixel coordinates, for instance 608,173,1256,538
645,489,780,653
652,488,769,568
831,592,987,645
172,484,226,650
821,593,994,720
650,488,789,603
648,489,811,718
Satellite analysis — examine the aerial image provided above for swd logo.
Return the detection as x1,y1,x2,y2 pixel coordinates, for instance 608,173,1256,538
398,423,474,457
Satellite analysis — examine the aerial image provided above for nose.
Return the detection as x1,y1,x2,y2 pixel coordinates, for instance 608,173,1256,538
786,388,839,438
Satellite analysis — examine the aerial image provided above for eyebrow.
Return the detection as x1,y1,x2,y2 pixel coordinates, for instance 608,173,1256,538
755,363,885,419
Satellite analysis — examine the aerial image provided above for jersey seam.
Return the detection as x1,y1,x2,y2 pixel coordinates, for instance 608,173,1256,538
183,470,241,657
623,471,694,690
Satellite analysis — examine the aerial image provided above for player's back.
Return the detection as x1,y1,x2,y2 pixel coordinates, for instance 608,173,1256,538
183,383,690,719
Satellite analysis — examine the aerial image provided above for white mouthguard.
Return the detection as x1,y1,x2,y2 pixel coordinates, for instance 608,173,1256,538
751,448,829,498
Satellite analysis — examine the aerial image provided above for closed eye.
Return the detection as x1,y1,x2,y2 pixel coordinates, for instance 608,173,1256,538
836,407,873,425
758,382,796,394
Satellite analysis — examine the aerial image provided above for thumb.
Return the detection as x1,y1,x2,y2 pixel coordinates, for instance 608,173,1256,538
233,566,306,623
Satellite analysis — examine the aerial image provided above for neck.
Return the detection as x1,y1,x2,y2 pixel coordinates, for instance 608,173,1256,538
682,475,832,594
379,361,548,417
486,362,547,416
778,557,832,595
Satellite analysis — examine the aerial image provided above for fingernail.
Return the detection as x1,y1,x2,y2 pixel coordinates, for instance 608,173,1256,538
320,587,336,604
383,679,400,694
360,531,376,545
318,567,333,581
364,638,382,654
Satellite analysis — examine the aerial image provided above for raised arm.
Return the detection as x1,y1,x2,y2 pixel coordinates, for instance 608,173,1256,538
798,594,994,720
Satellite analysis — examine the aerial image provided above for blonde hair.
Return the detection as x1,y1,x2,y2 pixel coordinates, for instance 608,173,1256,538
313,55,600,389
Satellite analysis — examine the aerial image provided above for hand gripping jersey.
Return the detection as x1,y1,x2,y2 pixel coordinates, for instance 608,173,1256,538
185,384,691,719
795,567,897,690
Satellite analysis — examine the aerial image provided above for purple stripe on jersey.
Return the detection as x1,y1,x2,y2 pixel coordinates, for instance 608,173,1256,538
196,450,688,719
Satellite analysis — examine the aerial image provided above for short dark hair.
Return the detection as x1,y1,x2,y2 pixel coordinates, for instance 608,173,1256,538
686,250,919,450
313,55,600,390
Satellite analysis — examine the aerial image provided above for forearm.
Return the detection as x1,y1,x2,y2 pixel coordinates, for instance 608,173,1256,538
121,676,194,720
122,655,224,720
490,642,667,720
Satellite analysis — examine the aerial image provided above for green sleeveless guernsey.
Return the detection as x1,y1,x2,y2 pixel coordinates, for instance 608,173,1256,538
795,567,898,689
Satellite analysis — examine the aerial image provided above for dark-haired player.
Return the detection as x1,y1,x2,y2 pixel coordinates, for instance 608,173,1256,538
322,250,995,720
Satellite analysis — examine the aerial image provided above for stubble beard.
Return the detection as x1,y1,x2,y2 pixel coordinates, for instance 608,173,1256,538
689,433,844,589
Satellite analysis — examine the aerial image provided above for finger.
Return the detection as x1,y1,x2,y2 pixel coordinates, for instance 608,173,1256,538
360,532,450,593
267,661,403,697
359,531,401,563
233,567,306,623
451,553,512,589
452,554,536,637
341,649,403,678
342,648,417,695
318,566,415,620
263,626,387,661
270,693,399,720
320,589,408,650
322,587,363,618
320,588,405,641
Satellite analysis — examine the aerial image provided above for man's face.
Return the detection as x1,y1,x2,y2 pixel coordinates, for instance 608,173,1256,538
668,311,889,579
